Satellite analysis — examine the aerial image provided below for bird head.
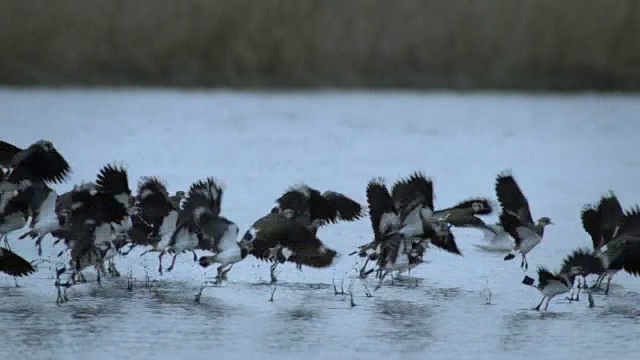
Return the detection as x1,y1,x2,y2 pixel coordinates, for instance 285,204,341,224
537,217,554,226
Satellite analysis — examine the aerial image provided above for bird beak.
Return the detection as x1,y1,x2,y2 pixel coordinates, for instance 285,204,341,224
549,221,555,225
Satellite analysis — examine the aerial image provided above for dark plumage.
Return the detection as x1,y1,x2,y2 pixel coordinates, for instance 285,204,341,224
522,264,582,311
0,246,36,277
240,211,338,283
496,170,553,270
0,139,71,185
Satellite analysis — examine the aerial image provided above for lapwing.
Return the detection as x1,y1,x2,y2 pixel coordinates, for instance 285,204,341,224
154,177,240,280
130,176,181,274
0,139,71,185
522,263,584,311
51,184,129,300
496,171,553,270
581,192,625,294
0,191,32,286
580,202,640,295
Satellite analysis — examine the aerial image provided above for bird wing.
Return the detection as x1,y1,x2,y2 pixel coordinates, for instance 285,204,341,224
536,266,559,289
0,140,23,168
580,204,602,249
96,163,131,198
0,247,36,277
429,232,462,256
198,216,239,253
559,247,604,275
366,178,399,241
390,171,434,218
182,177,224,218
597,192,624,246
433,197,495,219
498,211,537,249
320,190,365,222
495,171,533,225
8,140,71,184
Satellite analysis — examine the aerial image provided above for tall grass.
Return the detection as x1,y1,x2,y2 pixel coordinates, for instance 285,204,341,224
0,0,638,89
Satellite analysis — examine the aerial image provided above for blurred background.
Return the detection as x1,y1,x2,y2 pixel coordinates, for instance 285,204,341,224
1,0,639,90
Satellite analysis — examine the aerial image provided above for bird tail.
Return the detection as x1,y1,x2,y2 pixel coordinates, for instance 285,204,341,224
198,256,216,268
522,275,535,286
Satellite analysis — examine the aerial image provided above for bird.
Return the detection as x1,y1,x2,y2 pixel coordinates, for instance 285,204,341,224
580,191,625,294
496,170,554,270
169,177,244,284
579,202,640,295
51,182,129,300
559,247,604,301
238,183,364,283
130,176,181,274
272,183,365,236
0,139,71,186
353,171,481,280
522,261,585,311
0,246,36,278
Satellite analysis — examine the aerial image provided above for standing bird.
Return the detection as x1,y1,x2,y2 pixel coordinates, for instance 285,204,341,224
496,171,553,270
522,261,584,311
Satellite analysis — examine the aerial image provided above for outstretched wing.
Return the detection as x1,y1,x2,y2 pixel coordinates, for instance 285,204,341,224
182,177,224,218
96,163,131,197
559,247,604,276
430,232,462,256
0,247,36,277
495,170,533,225
8,140,71,184
597,191,624,245
366,178,398,241
321,190,365,222
390,171,434,217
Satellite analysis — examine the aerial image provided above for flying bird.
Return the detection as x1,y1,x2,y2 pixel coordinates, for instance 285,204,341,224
522,262,584,311
496,171,554,270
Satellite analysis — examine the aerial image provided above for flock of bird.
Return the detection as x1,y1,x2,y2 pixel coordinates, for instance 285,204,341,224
1,139,639,311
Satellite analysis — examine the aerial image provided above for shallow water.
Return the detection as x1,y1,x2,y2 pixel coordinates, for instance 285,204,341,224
1,88,640,360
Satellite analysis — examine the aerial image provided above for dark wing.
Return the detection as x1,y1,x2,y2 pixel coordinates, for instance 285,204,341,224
597,191,624,245
430,232,462,256
321,190,365,222
499,211,526,248
0,140,23,167
9,140,71,184
390,171,434,216
436,197,495,217
536,266,557,289
495,171,533,225
581,204,602,249
182,177,224,219
197,216,239,253
559,247,604,275
135,176,176,226
96,163,131,196
0,247,36,277
614,206,640,276
366,178,398,241
377,233,404,269
275,185,311,218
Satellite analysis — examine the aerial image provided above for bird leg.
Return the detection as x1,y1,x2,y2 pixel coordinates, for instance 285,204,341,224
605,274,613,296
269,262,278,284
374,270,391,291
107,259,120,277
591,273,605,290
520,254,528,271
214,264,233,285
358,258,370,279
35,236,44,257
534,296,546,311
166,253,178,272
543,296,552,311
192,250,198,262
157,252,164,274
220,264,234,281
